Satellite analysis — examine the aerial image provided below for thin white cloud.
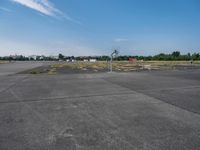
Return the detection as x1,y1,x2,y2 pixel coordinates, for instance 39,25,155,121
114,38,129,42
0,7,11,12
11,0,77,22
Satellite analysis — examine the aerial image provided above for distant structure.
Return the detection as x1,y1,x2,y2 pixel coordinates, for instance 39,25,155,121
110,49,119,72
89,59,97,62
50,55,59,60
39,55,45,60
28,55,37,60
129,57,137,62
83,59,88,62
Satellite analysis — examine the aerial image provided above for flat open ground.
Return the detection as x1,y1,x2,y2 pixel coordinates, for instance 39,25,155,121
0,61,200,150
21,61,200,75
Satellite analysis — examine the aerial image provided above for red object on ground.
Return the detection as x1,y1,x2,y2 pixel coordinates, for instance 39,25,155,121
129,58,137,62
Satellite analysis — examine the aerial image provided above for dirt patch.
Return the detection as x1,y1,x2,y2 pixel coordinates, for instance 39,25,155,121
18,66,51,74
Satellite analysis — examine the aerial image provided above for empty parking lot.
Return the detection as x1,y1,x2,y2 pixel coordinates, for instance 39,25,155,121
0,62,200,150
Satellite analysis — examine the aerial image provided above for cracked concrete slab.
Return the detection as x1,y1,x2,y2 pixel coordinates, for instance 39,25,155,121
0,62,200,150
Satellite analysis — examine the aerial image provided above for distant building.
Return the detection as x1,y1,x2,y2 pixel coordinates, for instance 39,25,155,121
83,59,89,62
50,56,59,60
38,56,45,60
89,59,97,62
29,55,37,60
129,58,137,62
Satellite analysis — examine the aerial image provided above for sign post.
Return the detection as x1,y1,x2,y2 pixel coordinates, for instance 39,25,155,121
110,49,119,72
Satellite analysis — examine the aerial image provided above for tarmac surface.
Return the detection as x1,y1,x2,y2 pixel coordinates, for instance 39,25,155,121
0,61,56,76
0,62,200,150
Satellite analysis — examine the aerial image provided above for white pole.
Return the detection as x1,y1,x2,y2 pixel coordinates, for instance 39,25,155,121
109,49,118,73
110,55,113,72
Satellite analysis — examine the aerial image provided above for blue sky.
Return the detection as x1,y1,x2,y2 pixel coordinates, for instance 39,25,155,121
0,0,200,56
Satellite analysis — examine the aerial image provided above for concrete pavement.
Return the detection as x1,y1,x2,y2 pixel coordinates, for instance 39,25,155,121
0,62,200,150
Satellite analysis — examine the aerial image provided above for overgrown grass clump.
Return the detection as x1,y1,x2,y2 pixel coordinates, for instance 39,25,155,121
47,68,57,75
29,69,50,74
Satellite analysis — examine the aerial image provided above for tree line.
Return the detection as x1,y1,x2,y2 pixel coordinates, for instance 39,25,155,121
114,51,200,61
0,51,200,61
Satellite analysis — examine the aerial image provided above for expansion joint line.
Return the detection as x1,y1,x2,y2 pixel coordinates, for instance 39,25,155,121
103,78,200,116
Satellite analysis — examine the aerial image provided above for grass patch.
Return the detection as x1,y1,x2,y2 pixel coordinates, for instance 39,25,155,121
29,68,50,75
47,68,57,75
26,60,200,75
52,62,108,71
0,61,9,64
52,61,200,72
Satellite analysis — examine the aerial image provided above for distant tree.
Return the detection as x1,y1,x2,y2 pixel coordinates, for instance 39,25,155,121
172,51,181,57
192,53,200,60
101,56,110,61
58,53,64,60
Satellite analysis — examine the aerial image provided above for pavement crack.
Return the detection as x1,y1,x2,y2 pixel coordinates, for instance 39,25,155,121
103,78,200,116
0,75,29,94
137,85,200,92
0,92,135,104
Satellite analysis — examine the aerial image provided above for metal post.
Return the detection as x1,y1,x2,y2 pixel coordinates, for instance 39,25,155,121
109,49,119,73
110,55,113,72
